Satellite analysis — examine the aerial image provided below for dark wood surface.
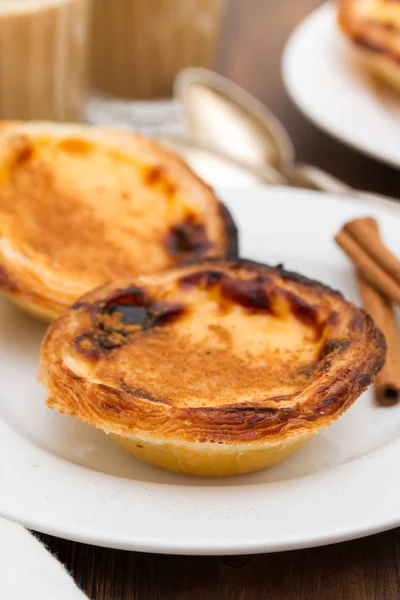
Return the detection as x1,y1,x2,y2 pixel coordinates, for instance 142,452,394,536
38,1,400,598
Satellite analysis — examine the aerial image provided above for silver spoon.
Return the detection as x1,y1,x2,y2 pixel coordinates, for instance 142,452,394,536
171,67,398,209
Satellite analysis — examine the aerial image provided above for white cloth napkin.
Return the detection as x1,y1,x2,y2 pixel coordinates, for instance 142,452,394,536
0,517,88,600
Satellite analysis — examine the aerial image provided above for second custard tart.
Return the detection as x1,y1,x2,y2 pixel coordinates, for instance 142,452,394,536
40,259,385,477
0,121,237,320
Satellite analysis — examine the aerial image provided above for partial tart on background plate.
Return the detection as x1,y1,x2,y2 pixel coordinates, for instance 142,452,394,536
0,121,237,321
40,259,385,477
338,0,400,93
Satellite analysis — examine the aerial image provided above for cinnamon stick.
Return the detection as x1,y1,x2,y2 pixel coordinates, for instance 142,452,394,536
335,218,400,305
343,217,400,284
357,274,400,405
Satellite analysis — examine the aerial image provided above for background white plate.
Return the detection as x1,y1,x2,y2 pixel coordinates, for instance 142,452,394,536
1,187,400,555
282,2,400,169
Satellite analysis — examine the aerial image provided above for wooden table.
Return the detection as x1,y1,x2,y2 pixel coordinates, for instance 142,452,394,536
39,1,400,598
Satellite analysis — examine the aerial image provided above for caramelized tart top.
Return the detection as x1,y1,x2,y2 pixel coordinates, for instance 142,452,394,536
40,259,385,444
0,122,237,317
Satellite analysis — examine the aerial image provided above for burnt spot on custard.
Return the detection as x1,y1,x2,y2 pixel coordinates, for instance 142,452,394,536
104,286,148,312
106,303,148,327
178,269,274,313
4,136,35,174
144,165,164,185
12,144,34,168
221,276,274,314
143,165,176,197
149,303,187,327
103,288,185,328
284,290,329,341
166,217,212,257
285,291,318,326
75,287,186,356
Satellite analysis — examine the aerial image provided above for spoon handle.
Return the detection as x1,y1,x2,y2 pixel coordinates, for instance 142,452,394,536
288,164,399,212
157,133,287,186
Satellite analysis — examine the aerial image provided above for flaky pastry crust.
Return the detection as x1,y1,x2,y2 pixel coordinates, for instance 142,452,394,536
338,0,400,92
0,121,237,320
40,259,385,476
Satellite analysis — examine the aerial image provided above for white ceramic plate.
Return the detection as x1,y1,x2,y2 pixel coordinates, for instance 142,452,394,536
1,187,400,556
282,2,400,169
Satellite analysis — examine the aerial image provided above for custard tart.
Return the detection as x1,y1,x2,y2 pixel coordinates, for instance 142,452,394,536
0,121,237,321
40,259,385,477
338,0,400,92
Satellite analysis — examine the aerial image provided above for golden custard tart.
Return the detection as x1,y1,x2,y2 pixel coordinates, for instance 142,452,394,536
40,259,385,477
338,0,400,92
0,121,237,321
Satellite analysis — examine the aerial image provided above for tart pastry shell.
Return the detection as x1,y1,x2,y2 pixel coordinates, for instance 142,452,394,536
40,259,385,476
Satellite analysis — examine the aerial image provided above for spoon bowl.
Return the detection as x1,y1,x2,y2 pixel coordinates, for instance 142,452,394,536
175,68,295,173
